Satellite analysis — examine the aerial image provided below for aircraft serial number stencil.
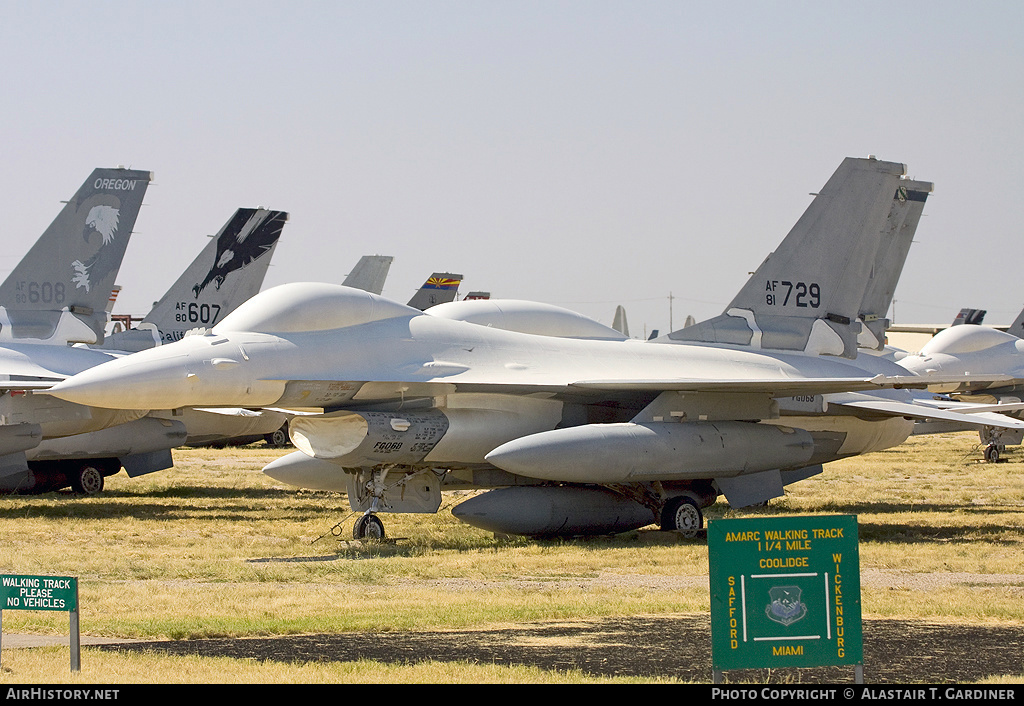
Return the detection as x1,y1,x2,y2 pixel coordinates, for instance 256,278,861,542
708,514,861,671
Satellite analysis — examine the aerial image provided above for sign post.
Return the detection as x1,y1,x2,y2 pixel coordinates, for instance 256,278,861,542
708,514,862,682
0,574,80,672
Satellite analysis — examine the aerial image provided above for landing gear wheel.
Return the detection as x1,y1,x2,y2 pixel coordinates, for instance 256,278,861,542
71,465,105,495
265,425,289,448
661,496,703,538
985,444,1002,463
353,514,386,540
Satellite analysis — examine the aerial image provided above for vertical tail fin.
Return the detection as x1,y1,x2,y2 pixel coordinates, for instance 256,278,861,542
856,178,933,349
951,308,986,326
1006,307,1024,339
0,167,152,344
102,208,287,351
342,255,394,295
611,305,629,337
407,272,463,310
667,157,917,359
140,208,287,345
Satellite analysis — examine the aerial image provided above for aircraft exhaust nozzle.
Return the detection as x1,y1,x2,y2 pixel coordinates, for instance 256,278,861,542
484,421,816,484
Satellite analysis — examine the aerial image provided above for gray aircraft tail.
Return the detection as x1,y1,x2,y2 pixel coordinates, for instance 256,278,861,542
611,305,629,337
407,272,463,311
0,167,153,344
1006,307,1024,339
342,255,394,295
666,157,923,359
856,178,933,349
102,208,287,351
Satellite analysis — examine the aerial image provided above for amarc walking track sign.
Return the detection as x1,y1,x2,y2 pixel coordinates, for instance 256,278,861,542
708,514,862,682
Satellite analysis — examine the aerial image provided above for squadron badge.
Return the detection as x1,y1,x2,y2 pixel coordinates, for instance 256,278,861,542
765,585,807,627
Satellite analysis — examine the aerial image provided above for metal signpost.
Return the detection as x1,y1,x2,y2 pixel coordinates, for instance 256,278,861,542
708,515,862,683
0,574,80,672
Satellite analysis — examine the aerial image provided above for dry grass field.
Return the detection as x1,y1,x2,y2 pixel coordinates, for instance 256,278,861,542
0,430,1022,683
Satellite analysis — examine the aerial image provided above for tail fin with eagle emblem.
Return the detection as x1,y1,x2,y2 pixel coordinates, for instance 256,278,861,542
0,167,152,345
100,208,288,352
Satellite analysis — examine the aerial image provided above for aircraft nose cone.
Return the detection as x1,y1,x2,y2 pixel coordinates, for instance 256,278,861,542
47,354,194,410
47,339,289,411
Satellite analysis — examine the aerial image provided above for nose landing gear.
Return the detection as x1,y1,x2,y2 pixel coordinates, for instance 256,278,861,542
353,513,386,540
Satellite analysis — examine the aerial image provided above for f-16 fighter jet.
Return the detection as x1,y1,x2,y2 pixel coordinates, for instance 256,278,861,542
46,157,1023,536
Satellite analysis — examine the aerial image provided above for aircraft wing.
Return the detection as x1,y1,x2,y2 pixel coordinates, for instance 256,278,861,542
0,378,62,391
261,373,1019,411
568,373,1012,396
833,394,1024,430
910,398,1024,414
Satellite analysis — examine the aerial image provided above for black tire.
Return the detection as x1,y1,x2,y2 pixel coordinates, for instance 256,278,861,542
265,425,289,448
71,464,105,495
353,514,386,540
661,496,703,538
985,444,1001,463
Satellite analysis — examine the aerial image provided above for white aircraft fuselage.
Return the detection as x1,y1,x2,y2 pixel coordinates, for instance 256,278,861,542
48,283,922,476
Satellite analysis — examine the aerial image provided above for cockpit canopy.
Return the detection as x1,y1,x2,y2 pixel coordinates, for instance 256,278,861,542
426,299,628,340
213,282,418,334
918,324,1020,356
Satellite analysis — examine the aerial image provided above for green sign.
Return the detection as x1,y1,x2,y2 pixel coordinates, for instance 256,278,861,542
0,574,78,611
709,515,861,671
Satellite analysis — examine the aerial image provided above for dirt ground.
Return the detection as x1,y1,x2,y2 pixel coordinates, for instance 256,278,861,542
96,614,1024,683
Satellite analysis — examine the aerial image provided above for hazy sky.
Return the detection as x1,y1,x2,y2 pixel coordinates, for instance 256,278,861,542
2,1,1021,337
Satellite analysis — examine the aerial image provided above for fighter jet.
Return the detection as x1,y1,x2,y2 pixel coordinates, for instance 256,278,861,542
45,157,1024,538
896,304,1024,462
0,204,292,493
